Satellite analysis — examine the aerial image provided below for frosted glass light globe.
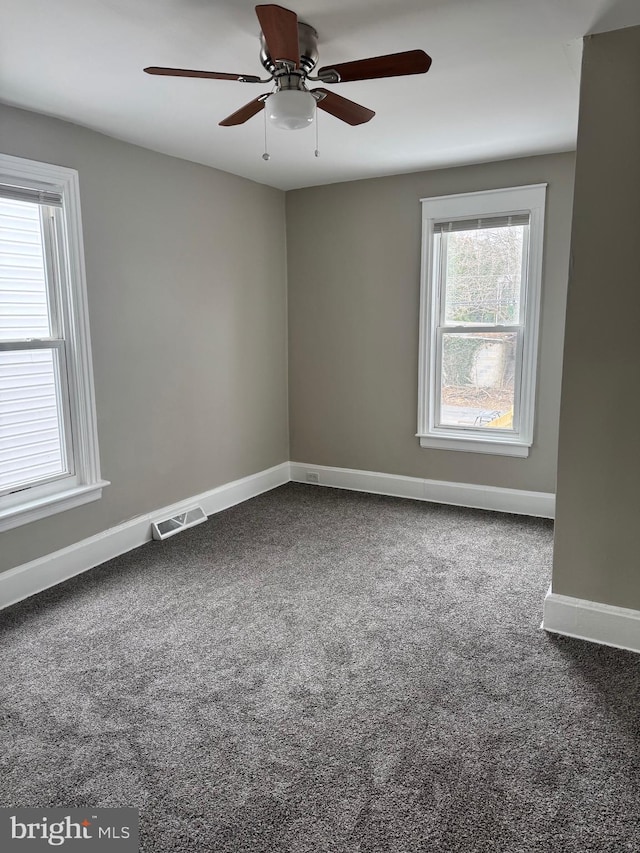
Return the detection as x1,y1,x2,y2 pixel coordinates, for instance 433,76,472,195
267,90,315,130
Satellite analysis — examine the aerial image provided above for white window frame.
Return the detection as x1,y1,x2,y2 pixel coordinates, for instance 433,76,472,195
417,184,546,457
0,153,108,531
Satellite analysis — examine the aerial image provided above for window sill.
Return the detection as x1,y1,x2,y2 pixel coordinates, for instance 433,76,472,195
0,480,110,532
418,435,530,457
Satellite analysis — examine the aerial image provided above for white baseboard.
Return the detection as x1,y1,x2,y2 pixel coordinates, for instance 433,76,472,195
542,586,640,654
7,460,634,658
289,462,555,518
0,460,555,614
0,462,290,612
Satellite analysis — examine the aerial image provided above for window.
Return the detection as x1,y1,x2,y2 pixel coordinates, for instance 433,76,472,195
418,184,546,457
0,153,107,531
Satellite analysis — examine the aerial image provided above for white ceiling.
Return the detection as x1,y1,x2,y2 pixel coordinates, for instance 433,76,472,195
2,0,639,190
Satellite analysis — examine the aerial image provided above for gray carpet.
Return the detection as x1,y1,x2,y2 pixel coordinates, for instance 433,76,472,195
1,483,639,852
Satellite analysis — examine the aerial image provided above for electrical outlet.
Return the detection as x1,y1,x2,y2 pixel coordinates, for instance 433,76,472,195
306,471,320,484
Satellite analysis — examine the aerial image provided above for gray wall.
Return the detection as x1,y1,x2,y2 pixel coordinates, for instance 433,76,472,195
1,104,288,572
552,26,640,610
287,153,575,493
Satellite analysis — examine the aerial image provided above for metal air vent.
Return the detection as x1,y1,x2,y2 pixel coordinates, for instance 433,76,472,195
151,505,207,540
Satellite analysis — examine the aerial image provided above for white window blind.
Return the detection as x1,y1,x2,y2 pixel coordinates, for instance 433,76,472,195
433,213,529,233
0,183,63,208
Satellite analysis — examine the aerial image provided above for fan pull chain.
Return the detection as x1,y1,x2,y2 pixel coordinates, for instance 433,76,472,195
262,107,270,161
314,103,320,158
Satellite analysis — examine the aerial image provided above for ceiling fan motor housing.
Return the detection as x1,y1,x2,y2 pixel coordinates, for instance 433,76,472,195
259,22,319,75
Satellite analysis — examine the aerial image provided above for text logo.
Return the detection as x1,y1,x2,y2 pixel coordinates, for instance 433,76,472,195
1,809,138,851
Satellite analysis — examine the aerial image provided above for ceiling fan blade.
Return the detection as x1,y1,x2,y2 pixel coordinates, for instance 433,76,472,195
219,96,267,126
314,89,375,126
144,66,262,83
255,4,299,68
318,49,432,83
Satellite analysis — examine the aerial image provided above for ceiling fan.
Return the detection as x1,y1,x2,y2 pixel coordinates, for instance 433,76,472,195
144,4,432,130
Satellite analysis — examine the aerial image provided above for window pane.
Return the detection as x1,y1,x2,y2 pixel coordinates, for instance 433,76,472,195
0,348,67,492
443,225,525,325
439,332,517,429
0,197,51,340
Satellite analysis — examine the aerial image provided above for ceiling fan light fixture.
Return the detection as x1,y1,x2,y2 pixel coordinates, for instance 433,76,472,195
267,90,315,130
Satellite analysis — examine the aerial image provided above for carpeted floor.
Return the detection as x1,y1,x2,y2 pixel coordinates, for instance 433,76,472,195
1,483,639,852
